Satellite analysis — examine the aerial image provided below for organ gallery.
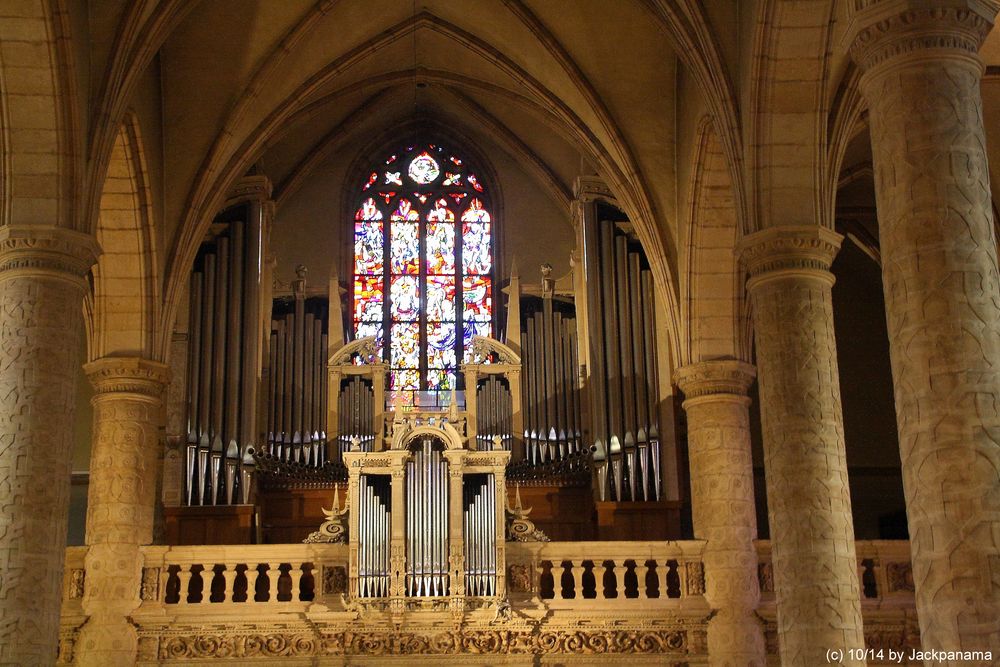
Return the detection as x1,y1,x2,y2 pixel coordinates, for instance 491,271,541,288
1,1,999,665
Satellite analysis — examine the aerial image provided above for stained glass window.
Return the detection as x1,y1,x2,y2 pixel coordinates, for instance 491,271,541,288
352,143,495,405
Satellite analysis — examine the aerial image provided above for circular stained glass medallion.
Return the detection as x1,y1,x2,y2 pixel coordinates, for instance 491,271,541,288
408,151,440,184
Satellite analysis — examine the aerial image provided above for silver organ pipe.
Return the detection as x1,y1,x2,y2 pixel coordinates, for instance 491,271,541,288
183,203,265,506
476,376,513,452
338,377,375,454
463,474,497,597
358,474,390,597
263,281,330,468
405,438,449,596
518,282,583,470
578,212,663,502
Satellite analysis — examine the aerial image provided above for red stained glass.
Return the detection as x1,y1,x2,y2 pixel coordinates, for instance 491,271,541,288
353,277,384,321
362,172,377,190
467,173,484,192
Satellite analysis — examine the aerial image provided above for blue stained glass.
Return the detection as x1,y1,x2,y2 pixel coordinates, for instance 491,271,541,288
462,276,492,321
462,222,492,274
391,322,420,369
427,323,457,368
390,222,419,274
390,276,420,320
426,222,455,274
354,221,383,274
426,276,456,321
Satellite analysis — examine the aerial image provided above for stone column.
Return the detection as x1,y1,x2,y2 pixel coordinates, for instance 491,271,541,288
0,226,98,665
738,226,864,666
848,3,1000,653
76,357,169,666
674,360,765,667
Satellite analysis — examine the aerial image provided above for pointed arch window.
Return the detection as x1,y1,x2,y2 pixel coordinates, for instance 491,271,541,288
353,143,495,405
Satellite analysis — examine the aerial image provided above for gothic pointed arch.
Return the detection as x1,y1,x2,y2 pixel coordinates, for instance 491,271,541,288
87,112,159,360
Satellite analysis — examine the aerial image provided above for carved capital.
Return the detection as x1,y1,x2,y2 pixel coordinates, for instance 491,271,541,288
573,175,617,204
738,226,842,290
85,357,171,398
0,226,100,283
674,360,756,400
847,1,996,73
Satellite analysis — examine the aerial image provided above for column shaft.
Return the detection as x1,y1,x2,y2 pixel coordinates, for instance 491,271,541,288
0,227,97,665
675,360,764,667
850,4,1000,652
76,358,169,666
739,226,864,666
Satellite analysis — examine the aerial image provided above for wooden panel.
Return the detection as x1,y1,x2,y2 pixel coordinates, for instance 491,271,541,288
164,505,255,545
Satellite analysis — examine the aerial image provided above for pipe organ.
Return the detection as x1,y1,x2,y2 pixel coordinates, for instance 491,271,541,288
183,203,264,506
581,212,662,502
344,409,511,616
264,268,329,466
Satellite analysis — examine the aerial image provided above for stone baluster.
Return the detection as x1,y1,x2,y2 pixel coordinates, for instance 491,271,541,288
612,560,627,599
738,227,864,665
560,561,574,599
592,561,607,600
289,564,304,602
253,564,268,602
0,227,98,664
222,564,238,602
571,560,586,599
848,2,1000,653
657,560,670,600
675,360,764,665
269,562,282,601
634,561,649,599
77,357,170,665
178,567,194,605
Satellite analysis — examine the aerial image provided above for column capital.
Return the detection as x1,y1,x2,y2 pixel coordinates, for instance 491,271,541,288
84,357,171,398
846,1,996,73
738,225,842,289
0,226,100,282
674,360,756,400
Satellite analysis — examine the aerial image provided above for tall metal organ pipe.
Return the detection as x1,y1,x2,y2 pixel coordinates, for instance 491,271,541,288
263,271,330,465
183,203,265,506
579,213,662,502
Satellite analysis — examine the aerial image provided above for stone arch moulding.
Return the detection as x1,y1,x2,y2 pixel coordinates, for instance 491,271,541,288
683,116,748,366
86,111,159,361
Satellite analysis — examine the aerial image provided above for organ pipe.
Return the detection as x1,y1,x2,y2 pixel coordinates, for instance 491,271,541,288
578,212,663,502
263,269,330,467
183,200,267,506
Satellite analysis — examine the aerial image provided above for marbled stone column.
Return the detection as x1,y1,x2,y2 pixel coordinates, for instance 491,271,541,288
675,360,764,667
848,3,1000,654
0,227,98,665
76,357,169,666
738,226,864,666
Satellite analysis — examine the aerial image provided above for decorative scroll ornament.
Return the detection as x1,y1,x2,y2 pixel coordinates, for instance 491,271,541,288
303,487,348,543
505,485,549,542
469,335,521,365
329,337,378,366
